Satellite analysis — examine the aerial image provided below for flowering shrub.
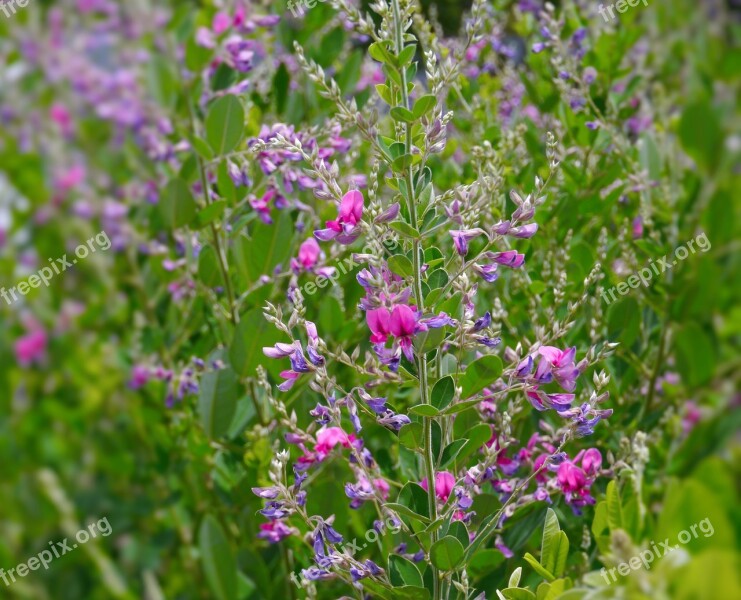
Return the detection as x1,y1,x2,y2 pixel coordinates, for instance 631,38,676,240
0,1,739,599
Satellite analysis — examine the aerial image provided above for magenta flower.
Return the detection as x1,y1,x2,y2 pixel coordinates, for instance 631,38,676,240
390,304,416,361
14,329,47,367
420,471,456,502
258,520,294,543
389,304,416,337
557,461,586,493
581,448,602,476
314,190,364,245
212,11,231,35
315,427,355,459
129,364,150,389
366,307,392,343
292,238,321,272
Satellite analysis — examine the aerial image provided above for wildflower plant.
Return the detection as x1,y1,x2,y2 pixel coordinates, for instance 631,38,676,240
0,0,739,599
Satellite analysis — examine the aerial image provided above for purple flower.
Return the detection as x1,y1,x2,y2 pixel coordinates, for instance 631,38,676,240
450,228,487,256
490,250,525,268
473,262,499,283
378,412,411,431
509,223,538,238
472,312,492,332
301,567,334,581
252,486,281,499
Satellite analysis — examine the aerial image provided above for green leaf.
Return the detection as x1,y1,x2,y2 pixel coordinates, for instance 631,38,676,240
384,503,430,524
606,481,623,531
194,200,227,229
205,95,245,156
160,179,197,229
408,404,440,417
368,41,394,64
190,135,215,160
541,508,561,575
431,376,455,410
229,309,283,377
198,365,238,439
524,553,556,582
388,554,423,587
468,549,505,580
376,83,394,104
673,323,716,387
678,99,723,173
501,588,536,600
429,536,464,570
243,211,294,284
509,567,523,587
439,439,467,468
398,44,417,67
553,531,569,577
390,221,420,239
397,482,430,521
198,245,223,287
392,153,414,171
460,355,503,399
398,422,424,450
412,94,437,119
273,63,289,115
390,106,416,123
441,398,482,415
199,515,237,600
388,254,414,278
606,297,640,347
455,423,492,464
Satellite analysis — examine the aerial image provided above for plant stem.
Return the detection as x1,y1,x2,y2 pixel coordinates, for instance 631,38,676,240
187,91,239,325
390,0,440,597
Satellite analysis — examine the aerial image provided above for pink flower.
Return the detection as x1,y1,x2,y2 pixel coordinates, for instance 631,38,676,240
337,190,364,226
557,461,586,493
56,165,85,193
315,427,354,458
389,304,417,338
258,521,294,543
212,11,231,35
421,471,456,502
537,346,580,392
14,329,47,366
632,216,644,239
581,448,602,476
49,103,73,137
314,190,364,245
292,237,321,272
366,307,391,344
374,478,390,500
129,365,150,389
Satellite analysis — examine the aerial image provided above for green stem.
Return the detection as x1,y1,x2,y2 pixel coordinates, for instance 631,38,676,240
187,91,239,325
390,0,440,598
